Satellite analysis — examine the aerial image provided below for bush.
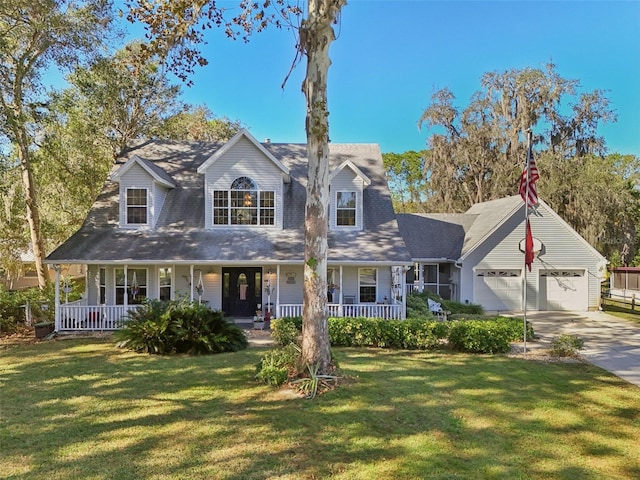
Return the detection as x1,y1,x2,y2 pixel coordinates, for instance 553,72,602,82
406,291,484,318
549,334,584,357
115,299,248,355
255,343,301,386
447,317,531,354
271,317,302,346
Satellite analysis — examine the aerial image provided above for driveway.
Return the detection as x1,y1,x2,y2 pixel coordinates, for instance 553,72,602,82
522,311,640,388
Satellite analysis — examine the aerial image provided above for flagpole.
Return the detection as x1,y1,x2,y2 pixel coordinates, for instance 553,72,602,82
523,130,532,354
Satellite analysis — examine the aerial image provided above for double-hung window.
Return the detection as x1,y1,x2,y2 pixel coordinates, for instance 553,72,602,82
336,191,356,226
359,268,377,303
213,177,275,226
126,188,148,225
159,267,172,301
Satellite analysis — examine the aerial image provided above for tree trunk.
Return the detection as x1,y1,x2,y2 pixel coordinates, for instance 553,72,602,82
300,0,344,373
18,141,48,289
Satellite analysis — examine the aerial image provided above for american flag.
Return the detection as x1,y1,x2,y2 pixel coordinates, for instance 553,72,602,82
519,144,539,207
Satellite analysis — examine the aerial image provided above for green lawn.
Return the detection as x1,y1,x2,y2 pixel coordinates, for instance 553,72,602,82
2,339,639,480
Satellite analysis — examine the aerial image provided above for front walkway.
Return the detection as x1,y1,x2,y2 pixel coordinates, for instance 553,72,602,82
521,311,640,388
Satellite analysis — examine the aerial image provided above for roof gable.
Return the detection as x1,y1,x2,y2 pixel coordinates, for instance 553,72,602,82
110,155,176,188
329,159,372,186
197,129,290,180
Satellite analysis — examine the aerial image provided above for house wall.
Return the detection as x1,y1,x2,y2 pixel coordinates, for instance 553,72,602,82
460,205,605,311
80,263,398,310
202,136,284,229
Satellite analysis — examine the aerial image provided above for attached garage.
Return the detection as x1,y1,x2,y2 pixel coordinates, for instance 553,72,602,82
473,269,522,311
539,270,587,311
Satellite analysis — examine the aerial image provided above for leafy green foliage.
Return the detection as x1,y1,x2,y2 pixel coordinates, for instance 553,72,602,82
0,283,75,333
407,291,484,317
549,334,584,357
115,300,248,355
270,317,302,346
290,363,339,399
272,316,448,350
447,317,533,354
255,344,301,387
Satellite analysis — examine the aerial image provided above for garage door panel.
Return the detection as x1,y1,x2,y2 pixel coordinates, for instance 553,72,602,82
539,270,587,311
474,270,522,311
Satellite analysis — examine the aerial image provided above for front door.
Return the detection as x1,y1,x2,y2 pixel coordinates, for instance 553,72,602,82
222,267,262,318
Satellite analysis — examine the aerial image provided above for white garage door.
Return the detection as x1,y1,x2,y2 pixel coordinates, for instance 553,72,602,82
539,270,587,311
473,270,522,311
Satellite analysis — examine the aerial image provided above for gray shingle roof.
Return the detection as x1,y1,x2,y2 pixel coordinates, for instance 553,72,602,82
47,139,412,265
396,213,477,261
396,196,526,262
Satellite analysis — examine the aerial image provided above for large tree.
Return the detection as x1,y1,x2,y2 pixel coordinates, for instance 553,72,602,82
410,63,638,262
417,63,612,212
0,0,114,288
382,150,427,213
125,0,345,372
33,44,244,249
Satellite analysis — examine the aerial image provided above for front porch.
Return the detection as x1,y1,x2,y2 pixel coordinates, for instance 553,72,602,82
56,300,405,332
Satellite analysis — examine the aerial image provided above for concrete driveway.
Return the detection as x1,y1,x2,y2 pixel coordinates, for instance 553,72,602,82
521,311,640,388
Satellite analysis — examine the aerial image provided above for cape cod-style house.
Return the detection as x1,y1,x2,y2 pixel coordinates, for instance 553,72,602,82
397,196,607,312
46,130,412,332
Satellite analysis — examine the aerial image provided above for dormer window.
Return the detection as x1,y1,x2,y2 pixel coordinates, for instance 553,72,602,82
126,188,148,225
336,191,356,226
213,176,275,226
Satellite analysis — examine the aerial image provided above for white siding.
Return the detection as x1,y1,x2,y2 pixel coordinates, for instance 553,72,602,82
330,169,364,231
202,136,284,229
462,204,604,311
152,184,170,227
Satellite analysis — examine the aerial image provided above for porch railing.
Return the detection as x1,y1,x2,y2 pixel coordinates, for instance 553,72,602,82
56,301,405,332
57,304,142,331
278,303,404,320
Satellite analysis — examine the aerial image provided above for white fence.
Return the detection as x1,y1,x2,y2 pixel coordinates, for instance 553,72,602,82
58,304,142,331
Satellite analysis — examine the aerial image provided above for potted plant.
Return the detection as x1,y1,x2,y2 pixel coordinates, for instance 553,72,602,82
254,305,265,330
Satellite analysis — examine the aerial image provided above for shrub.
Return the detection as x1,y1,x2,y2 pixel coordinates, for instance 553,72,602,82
447,317,531,354
271,317,302,346
328,317,448,350
406,291,484,318
255,343,302,386
549,334,584,357
115,299,248,355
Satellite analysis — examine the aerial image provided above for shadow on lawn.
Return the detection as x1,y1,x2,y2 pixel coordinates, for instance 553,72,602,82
2,340,640,479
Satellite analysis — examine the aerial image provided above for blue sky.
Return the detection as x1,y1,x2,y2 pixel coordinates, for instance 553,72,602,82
124,0,640,155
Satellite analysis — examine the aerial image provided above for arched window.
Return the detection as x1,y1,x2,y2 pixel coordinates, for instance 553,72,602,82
213,177,275,226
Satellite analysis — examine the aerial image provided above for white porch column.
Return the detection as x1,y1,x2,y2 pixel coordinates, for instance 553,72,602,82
189,264,194,302
54,265,61,331
276,264,281,318
339,265,344,317
124,265,128,308
402,267,408,320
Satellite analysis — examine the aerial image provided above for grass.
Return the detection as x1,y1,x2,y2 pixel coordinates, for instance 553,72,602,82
602,304,640,325
2,339,640,479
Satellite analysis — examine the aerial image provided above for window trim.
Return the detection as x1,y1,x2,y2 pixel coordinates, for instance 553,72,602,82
335,190,357,227
212,176,275,227
125,187,149,226
358,267,377,303
158,267,173,301
115,267,148,305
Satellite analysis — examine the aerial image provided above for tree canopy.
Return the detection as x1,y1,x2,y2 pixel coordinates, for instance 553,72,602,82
385,63,640,265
